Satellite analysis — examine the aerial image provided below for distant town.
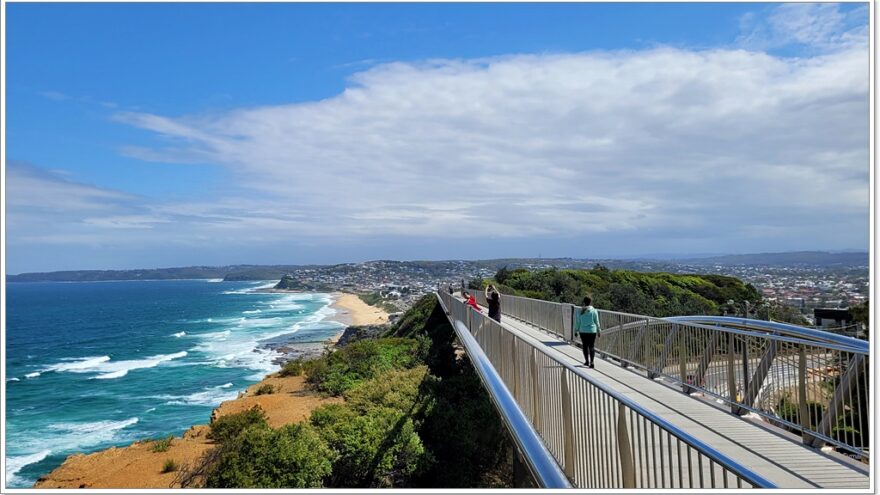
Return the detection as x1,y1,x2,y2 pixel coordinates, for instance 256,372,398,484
267,256,868,324
8,251,868,327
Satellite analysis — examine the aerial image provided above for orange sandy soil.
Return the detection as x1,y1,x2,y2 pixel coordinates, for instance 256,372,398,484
33,375,340,489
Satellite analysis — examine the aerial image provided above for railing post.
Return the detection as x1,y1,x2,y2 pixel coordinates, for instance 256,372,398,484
560,369,576,480
512,336,520,399
563,304,575,342
617,403,636,488
798,345,814,444
728,332,739,415
679,326,689,393
531,347,542,433
741,341,749,403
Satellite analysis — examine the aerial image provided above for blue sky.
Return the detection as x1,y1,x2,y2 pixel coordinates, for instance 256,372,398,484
5,3,870,273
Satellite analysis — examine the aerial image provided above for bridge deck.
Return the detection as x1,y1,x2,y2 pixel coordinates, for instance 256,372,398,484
466,304,869,488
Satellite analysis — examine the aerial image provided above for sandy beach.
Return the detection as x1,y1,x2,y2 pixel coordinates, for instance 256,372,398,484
328,291,390,327
33,291,389,489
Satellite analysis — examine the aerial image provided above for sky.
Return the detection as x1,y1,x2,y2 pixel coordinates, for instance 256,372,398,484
5,2,871,273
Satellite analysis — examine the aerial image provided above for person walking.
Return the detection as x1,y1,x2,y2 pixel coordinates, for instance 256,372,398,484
574,296,601,368
486,284,502,322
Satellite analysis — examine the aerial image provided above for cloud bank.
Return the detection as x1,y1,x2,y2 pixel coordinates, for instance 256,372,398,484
7,4,869,270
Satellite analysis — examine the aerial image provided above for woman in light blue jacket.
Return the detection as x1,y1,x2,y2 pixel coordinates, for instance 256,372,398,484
574,296,601,368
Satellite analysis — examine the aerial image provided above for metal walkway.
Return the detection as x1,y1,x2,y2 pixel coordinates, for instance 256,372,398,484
439,291,870,489
498,310,869,488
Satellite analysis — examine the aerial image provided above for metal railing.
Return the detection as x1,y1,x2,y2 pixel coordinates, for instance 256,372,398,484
434,293,571,488
598,311,869,461
470,291,870,462
439,291,776,489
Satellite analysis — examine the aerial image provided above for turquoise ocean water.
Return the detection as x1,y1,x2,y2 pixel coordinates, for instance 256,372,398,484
4,280,342,488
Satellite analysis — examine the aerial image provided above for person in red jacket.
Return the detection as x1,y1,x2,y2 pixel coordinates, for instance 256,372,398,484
463,291,480,311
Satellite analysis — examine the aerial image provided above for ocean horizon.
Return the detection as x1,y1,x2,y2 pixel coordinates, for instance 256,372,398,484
5,279,343,488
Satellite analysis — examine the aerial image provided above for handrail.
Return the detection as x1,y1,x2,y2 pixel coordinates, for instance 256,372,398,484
434,293,572,488
590,309,868,354
438,291,777,488
668,316,869,353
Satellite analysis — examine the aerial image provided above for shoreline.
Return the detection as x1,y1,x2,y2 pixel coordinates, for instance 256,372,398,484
31,290,390,489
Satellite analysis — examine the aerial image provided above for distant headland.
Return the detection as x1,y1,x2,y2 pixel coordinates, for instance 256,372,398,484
6,251,868,283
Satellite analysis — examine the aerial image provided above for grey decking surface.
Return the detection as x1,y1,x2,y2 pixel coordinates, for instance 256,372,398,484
457,299,870,489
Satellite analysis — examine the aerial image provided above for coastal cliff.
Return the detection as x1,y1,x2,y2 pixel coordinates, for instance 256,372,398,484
32,294,513,489
32,294,387,489
33,375,341,489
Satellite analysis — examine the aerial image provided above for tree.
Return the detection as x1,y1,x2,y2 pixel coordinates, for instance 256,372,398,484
850,300,869,339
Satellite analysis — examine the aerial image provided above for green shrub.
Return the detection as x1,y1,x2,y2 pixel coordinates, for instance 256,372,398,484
279,358,305,377
384,295,435,338
777,394,824,430
416,363,511,487
151,435,173,453
254,384,275,396
305,338,425,395
205,423,332,488
161,458,179,473
344,366,433,415
311,403,431,487
209,407,269,444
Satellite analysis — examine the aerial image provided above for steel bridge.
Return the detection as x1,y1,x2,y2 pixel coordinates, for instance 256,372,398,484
435,290,870,489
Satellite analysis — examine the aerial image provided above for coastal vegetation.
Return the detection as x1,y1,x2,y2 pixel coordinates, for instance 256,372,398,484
482,265,808,325
161,459,179,474
274,274,333,292
253,384,276,396
357,291,399,313
489,265,760,317
150,436,173,453
278,358,305,377
177,295,512,488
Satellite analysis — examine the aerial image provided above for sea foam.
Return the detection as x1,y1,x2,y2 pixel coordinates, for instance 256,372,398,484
46,417,140,446
91,352,188,379
5,449,52,486
44,352,187,380
45,356,111,373
159,383,239,406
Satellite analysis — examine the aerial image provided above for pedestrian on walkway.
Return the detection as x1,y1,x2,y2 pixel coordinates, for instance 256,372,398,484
486,284,502,322
464,291,481,311
574,296,601,368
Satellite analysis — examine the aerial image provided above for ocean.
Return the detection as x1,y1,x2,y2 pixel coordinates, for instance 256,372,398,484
4,280,343,488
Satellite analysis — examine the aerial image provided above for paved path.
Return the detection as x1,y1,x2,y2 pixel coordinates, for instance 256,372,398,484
466,301,869,488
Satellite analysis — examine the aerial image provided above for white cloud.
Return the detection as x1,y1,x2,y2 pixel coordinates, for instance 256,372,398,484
737,3,868,52
7,162,134,212
111,44,867,248
6,8,869,270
